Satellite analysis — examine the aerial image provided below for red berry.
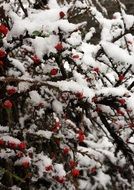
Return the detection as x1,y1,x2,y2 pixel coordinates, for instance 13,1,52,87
0,24,8,36
92,96,98,103
75,92,83,99
72,54,79,59
128,123,134,128
118,98,126,105
0,139,4,146
55,43,63,52
54,138,60,145
78,134,85,142
0,49,6,58
93,67,99,74
69,160,76,168
31,55,41,64
116,109,124,116
18,142,26,150
22,161,30,168
55,176,65,184
71,168,80,177
45,165,53,171
77,130,85,142
7,88,16,96
119,74,124,81
63,147,70,155
0,61,3,65
59,11,65,19
90,167,96,174
3,100,13,109
28,152,33,158
8,141,17,149
16,151,24,158
50,68,58,76
36,102,44,108
51,122,61,132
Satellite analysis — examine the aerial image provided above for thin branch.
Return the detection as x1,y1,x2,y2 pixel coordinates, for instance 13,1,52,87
98,112,134,166
18,0,28,17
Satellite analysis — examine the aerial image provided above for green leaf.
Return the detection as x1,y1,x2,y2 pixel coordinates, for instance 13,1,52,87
32,30,42,36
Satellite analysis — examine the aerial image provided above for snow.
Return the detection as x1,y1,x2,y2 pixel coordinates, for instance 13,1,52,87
15,156,31,166
0,126,9,132
1,0,134,189
67,31,82,46
1,135,21,144
52,99,63,114
54,164,66,177
101,41,134,71
48,80,95,101
29,90,42,106
84,27,95,42
94,170,111,189
31,35,59,58
36,130,52,139
34,153,52,177
9,58,26,74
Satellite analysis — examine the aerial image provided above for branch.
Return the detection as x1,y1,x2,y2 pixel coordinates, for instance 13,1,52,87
18,0,28,17
98,112,134,166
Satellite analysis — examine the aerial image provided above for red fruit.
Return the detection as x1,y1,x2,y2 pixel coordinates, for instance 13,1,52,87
128,123,134,128
119,74,124,81
0,139,4,146
8,141,17,149
55,121,61,128
72,55,79,59
31,55,41,64
92,96,98,103
54,138,60,145
69,160,76,168
90,167,96,174
18,142,26,150
28,152,33,158
0,49,6,58
3,100,13,109
22,161,30,168
77,130,85,142
55,43,63,52
7,88,16,96
52,121,61,132
78,134,85,142
93,67,99,74
118,98,126,105
71,168,80,177
50,68,58,76
55,176,65,184
75,92,83,99
16,151,23,158
45,165,53,171
59,11,65,19
0,61,3,65
36,102,44,108
63,147,70,155
116,109,124,116
0,24,8,36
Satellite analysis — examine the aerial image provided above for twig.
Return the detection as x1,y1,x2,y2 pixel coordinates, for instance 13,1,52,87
18,0,28,17
98,112,134,166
